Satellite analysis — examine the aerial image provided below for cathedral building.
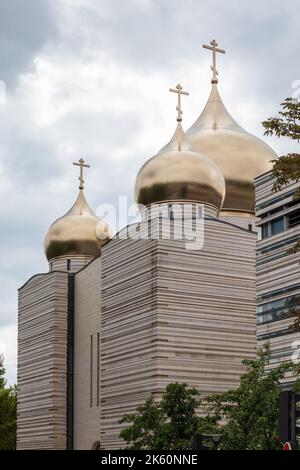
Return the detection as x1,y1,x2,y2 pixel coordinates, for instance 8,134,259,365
17,40,278,449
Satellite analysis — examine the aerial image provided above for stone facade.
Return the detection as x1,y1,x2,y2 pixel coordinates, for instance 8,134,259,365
17,271,69,449
17,214,257,449
100,217,257,448
73,258,101,449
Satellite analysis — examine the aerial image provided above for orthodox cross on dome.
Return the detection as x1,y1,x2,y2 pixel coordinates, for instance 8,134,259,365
169,83,189,122
203,39,225,84
73,158,90,190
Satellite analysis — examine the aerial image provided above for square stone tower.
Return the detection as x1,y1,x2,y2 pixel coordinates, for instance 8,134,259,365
100,217,257,448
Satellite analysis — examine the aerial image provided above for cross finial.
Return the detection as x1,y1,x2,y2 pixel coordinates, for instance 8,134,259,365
203,39,225,84
73,158,90,190
169,83,189,122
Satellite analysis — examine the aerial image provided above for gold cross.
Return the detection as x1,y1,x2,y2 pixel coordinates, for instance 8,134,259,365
73,158,90,190
169,83,189,122
203,39,225,84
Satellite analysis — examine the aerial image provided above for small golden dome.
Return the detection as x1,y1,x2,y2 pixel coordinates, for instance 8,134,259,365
186,84,277,213
135,122,225,211
44,190,111,261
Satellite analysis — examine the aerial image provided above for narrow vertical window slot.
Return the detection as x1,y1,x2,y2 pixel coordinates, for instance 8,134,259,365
90,334,93,408
97,333,100,407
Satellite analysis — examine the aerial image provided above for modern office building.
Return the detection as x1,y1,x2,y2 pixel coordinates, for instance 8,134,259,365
256,171,300,384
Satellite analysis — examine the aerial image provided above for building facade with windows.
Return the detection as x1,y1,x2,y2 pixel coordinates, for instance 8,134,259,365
256,171,300,383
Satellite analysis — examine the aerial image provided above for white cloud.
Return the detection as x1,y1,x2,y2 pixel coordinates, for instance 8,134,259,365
0,325,17,386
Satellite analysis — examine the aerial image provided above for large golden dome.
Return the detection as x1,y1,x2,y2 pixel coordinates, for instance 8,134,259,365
186,84,277,213
44,189,111,261
135,121,225,211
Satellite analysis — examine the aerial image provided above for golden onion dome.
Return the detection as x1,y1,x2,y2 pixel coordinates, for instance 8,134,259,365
44,189,111,261
134,121,225,211
186,84,277,214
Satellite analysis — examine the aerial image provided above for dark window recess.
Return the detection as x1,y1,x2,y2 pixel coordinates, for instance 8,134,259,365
248,224,252,231
258,235,299,255
90,335,93,408
256,189,296,211
97,333,100,407
288,208,300,228
270,217,284,236
269,206,282,215
67,259,71,271
67,274,74,450
259,198,300,219
258,284,300,302
257,328,293,342
261,223,269,239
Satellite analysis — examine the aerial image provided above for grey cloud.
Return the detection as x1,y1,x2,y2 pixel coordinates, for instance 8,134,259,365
58,0,300,91
0,0,57,87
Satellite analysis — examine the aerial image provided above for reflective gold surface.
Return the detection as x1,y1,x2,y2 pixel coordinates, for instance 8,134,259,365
186,84,276,213
44,190,111,261
135,122,225,211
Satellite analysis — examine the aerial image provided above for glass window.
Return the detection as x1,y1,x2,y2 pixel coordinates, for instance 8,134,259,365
288,208,300,228
257,293,300,325
261,223,269,239
269,205,283,216
270,217,284,236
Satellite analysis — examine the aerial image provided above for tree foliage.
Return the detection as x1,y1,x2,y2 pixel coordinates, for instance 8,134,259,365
287,297,300,337
119,383,204,450
262,97,300,257
0,355,5,389
0,354,17,450
204,344,299,449
262,97,300,197
119,345,299,450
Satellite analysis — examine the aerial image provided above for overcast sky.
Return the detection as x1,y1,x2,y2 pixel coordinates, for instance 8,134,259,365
0,0,299,384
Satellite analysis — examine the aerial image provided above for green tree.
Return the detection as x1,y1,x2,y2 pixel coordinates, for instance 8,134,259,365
204,344,299,450
0,355,5,389
287,298,300,336
119,345,299,450
119,396,165,449
0,355,17,450
262,97,300,253
262,97,300,193
119,383,211,450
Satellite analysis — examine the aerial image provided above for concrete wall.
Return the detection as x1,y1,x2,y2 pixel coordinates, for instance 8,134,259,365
73,258,101,449
49,254,95,273
100,217,257,448
17,271,69,449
